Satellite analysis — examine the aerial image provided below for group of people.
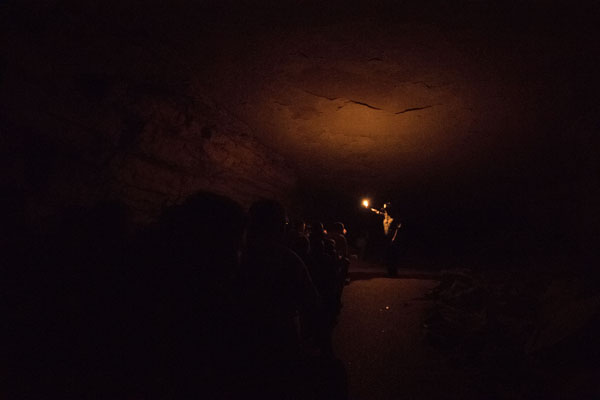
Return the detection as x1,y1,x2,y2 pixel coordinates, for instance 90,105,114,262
8,192,349,398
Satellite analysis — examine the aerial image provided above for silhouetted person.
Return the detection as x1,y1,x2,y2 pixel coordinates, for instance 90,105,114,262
239,200,319,397
302,222,348,399
376,202,401,276
286,218,310,262
291,233,311,265
0,185,30,265
134,192,247,398
10,201,136,397
327,222,349,259
308,221,326,257
16,193,248,398
306,222,341,358
327,222,351,286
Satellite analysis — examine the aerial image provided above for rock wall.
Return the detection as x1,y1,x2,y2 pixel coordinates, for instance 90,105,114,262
1,70,296,222
1,4,300,223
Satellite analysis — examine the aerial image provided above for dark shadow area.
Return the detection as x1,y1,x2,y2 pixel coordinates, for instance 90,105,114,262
5,194,350,399
348,270,439,282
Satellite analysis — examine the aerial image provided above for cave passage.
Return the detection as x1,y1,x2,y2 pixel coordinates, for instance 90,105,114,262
3,0,600,398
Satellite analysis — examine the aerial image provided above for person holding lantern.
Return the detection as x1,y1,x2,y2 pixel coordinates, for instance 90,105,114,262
362,200,402,276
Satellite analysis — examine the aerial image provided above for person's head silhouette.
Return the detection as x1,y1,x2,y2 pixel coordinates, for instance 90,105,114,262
247,199,287,241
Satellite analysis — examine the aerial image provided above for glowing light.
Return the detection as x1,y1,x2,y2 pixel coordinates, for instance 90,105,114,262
362,199,369,208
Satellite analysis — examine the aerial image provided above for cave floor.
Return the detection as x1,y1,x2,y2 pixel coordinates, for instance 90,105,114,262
333,264,481,400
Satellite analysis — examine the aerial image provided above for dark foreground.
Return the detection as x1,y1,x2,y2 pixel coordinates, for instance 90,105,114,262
335,273,481,400
335,262,600,399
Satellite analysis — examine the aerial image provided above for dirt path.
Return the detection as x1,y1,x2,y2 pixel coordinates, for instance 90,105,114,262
333,275,481,399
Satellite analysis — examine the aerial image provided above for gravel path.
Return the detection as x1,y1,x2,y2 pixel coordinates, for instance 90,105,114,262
333,275,481,400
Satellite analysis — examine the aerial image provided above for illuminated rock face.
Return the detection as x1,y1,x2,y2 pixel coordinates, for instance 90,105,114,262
204,22,516,193
2,1,598,225
200,17,597,201
109,93,296,220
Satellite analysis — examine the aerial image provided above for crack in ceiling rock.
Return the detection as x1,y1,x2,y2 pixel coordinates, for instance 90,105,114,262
345,100,382,110
395,105,439,114
302,89,436,114
302,89,382,111
302,89,339,101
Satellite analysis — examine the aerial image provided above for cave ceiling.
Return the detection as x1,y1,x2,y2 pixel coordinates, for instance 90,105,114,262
6,1,598,201
187,1,596,196
202,21,531,193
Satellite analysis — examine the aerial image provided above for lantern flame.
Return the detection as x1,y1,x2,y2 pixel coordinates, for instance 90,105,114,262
362,199,369,208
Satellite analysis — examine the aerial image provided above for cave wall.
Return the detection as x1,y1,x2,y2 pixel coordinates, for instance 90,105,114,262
1,80,296,222
1,5,297,222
